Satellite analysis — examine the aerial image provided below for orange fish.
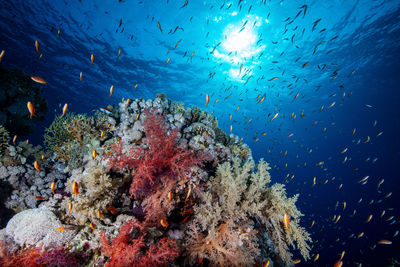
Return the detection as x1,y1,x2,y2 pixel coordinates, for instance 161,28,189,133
377,239,392,245
293,92,300,101
284,213,290,230
97,210,104,219
89,222,96,230
293,259,301,264
206,94,209,107
117,49,121,58
175,40,181,49
35,196,46,201
185,185,192,201
190,50,195,61
106,206,117,215
365,214,373,223
90,54,94,64
72,182,79,195
302,62,309,68
60,103,68,118
92,149,97,159
257,96,265,104
12,135,17,145
287,133,294,138
268,77,278,81
180,0,188,8
166,57,171,65
51,181,56,194
157,21,162,32
27,101,35,118
168,191,172,203
263,260,270,267
56,226,65,232
230,125,233,133
80,72,83,81
68,203,72,214
34,161,40,172
125,98,130,109
334,260,343,267
100,131,104,139
35,40,40,53
270,112,279,122
160,218,168,228
31,76,47,84
0,50,5,62
109,85,114,97
313,253,319,262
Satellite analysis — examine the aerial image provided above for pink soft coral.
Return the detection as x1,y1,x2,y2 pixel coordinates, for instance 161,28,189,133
100,220,179,267
107,108,208,199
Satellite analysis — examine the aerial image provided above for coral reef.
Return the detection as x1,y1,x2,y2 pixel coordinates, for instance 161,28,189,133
0,96,311,267
0,66,48,137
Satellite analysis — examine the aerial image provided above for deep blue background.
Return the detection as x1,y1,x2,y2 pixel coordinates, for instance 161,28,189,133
1,0,400,265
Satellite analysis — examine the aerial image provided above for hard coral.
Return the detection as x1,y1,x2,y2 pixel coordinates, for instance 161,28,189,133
107,108,208,199
100,219,179,267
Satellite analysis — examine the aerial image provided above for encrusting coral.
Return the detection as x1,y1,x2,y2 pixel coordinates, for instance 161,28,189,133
0,95,312,267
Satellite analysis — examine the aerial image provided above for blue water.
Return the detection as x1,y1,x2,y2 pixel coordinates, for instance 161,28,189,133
1,0,400,265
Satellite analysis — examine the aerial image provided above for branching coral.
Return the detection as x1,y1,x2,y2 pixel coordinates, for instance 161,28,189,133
44,112,108,167
187,157,311,266
100,219,179,266
61,160,122,225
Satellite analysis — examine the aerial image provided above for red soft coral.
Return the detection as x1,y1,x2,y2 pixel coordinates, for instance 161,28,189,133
107,108,208,199
0,247,43,267
100,220,179,267
0,245,85,267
